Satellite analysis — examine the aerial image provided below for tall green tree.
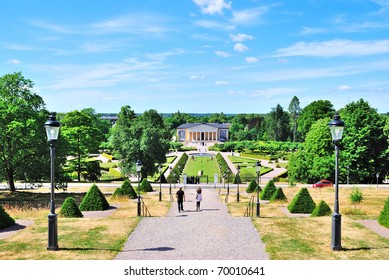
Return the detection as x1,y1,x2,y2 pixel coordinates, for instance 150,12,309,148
60,108,105,182
288,96,302,142
266,104,291,141
340,99,389,183
297,100,334,140
112,106,170,179
0,72,50,191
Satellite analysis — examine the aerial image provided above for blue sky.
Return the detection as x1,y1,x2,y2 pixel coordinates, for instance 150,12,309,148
2,0,389,114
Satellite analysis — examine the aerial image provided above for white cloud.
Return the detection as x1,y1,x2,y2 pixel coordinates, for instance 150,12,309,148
338,85,352,91
8,59,21,65
190,75,205,80
192,0,232,15
230,33,255,42
299,27,326,35
215,50,231,57
215,80,230,85
251,87,300,98
234,43,249,52
231,6,273,24
195,20,235,30
274,39,389,57
245,57,258,63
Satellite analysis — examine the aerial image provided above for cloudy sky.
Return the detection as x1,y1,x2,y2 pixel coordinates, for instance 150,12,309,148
2,0,389,114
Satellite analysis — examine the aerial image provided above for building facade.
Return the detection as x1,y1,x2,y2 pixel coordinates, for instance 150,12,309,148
176,123,231,142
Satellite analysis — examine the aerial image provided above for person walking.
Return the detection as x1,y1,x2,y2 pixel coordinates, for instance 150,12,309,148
176,187,185,212
195,187,202,211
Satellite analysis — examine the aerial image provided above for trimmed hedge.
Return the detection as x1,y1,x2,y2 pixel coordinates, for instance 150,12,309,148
311,200,331,217
378,196,389,229
287,187,316,214
270,187,287,202
233,173,242,184
121,180,138,199
79,184,110,211
246,179,257,193
0,205,15,229
260,179,277,200
59,197,83,218
140,178,153,192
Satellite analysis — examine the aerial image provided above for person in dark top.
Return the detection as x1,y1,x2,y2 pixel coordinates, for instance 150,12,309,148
176,187,185,212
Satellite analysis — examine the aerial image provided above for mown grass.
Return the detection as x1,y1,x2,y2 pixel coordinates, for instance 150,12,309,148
0,185,170,260
222,185,389,260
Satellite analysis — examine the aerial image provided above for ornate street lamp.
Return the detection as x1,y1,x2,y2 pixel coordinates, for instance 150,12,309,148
158,164,162,201
136,160,142,216
236,164,241,202
255,160,262,217
44,112,61,251
329,113,345,251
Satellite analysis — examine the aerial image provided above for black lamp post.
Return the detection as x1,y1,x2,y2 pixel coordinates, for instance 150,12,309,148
236,164,241,202
255,160,261,217
44,112,61,251
136,160,142,216
329,113,345,251
169,165,172,194
158,164,162,201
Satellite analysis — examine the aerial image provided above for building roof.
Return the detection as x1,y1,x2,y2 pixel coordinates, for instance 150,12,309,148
177,123,232,129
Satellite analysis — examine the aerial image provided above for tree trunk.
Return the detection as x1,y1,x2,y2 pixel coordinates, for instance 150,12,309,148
7,167,16,192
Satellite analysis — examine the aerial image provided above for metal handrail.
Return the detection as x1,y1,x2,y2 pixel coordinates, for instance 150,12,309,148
141,198,152,217
244,195,255,217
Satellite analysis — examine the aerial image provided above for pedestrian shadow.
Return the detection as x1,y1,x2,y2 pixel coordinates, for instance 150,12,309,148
342,246,389,252
122,246,175,252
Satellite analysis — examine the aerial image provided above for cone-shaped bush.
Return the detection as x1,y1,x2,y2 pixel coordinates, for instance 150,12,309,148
270,187,287,202
311,200,332,217
59,197,83,218
246,179,258,193
260,179,277,200
121,180,138,199
0,205,15,229
287,187,316,214
160,174,168,183
233,173,242,184
112,187,124,197
378,196,389,228
79,184,110,211
140,178,153,192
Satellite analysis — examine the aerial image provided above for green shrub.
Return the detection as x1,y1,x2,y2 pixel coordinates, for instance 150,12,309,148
260,179,277,200
311,200,332,217
112,187,125,197
233,173,242,184
287,187,316,214
270,187,287,202
0,205,15,229
59,197,83,218
120,180,138,199
140,178,153,192
79,184,110,211
350,187,364,206
246,179,258,193
378,196,389,229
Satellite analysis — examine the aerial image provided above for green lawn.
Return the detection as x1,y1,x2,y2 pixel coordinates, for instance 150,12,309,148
183,156,220,183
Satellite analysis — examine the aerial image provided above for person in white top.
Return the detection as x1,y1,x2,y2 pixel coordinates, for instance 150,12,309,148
195,187,202,211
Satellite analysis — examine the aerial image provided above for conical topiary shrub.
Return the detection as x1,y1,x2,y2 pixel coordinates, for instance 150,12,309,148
120,180,137,199
140,178,153,192
270,187,287,202
260,179,277,200
79,184,110,211
233,173,242,184
59,197,83,218
378,196,389,229
288,187,316,214
160,174,168,184
311,200,332,217
246,179,258,193
112,187,124,198
0,205,15,229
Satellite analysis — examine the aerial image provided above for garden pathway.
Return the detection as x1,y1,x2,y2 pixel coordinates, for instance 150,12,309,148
114,186,269,260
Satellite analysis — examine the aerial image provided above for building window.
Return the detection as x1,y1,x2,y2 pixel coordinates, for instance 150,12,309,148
219,129,228,141
178,130,186,141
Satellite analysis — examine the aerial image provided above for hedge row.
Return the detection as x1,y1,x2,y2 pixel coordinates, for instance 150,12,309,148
167,153,188,183
216,153,232,179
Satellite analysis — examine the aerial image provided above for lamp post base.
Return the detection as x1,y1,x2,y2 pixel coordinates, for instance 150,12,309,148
256,202,260,217
237,192,240,202
47,213,58,251
137,200,141,216
331,212,342,251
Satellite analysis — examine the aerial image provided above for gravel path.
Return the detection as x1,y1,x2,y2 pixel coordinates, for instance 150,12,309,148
115,186,269,260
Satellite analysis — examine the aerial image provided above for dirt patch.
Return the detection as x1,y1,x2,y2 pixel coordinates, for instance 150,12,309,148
0,220,34,239
81,205,118,218
357,220,389,239
280,206,311,218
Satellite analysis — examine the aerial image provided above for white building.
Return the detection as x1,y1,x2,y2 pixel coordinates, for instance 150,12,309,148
176,123,231,143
